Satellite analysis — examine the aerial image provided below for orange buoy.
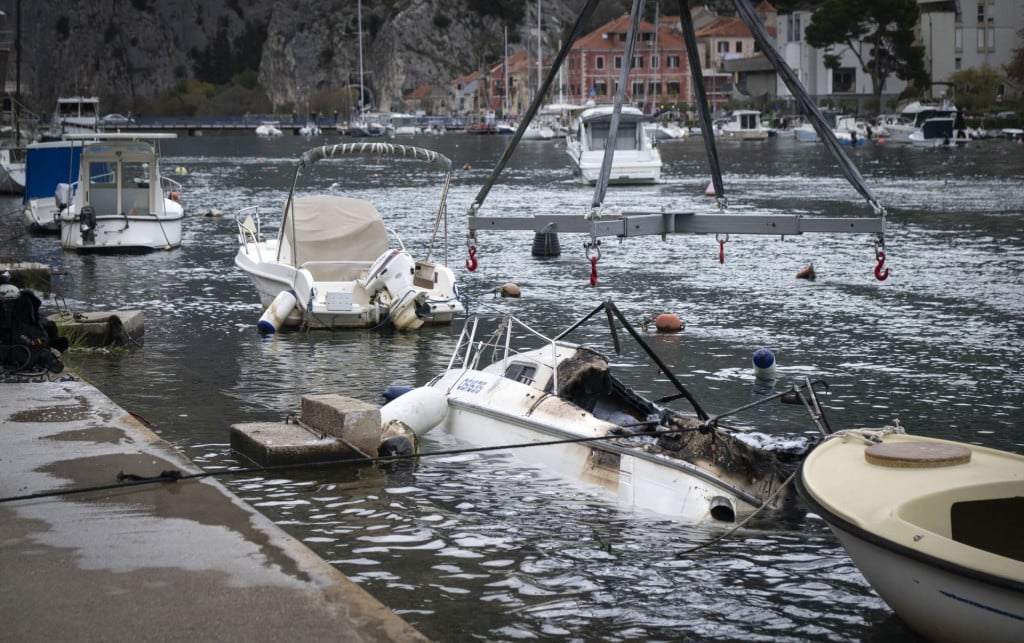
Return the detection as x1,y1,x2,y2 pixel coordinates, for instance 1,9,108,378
653,313,683,332
169,191,180,202
462,163,471,170
499,282,521,298
796,264,816,280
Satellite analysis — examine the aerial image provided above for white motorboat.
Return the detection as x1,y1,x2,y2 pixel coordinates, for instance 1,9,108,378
565,105,662,185
0,146,26,194
298,121,322,136
233,142,465,332
645,121,688,141
520,121,557,140
832,116,869,146
417,301,828,523
255,121,283,137
57,133,184,252
797,429,1024,643
884,99,968,146
21,140,83,233
42,96,100,140
720,110,770,140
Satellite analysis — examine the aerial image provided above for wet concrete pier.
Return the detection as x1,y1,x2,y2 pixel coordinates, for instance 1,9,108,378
0,375,428,641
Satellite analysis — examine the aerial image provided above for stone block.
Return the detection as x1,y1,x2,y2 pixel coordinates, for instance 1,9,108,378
230,421,363,467
301,394,381,457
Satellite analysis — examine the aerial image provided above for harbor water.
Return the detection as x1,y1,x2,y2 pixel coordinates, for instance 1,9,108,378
2,132,1022,641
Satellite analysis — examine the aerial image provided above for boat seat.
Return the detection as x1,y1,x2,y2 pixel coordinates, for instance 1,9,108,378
304,261,372,282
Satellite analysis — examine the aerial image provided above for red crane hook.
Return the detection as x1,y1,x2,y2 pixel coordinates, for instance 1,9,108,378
589,255,598,287
465,245,478,271
874,249,889,281
716,233,729,264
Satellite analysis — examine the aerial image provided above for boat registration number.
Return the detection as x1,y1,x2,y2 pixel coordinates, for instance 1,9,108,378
325,291,353,311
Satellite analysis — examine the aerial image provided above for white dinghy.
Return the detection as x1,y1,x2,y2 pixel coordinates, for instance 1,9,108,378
412,301,829,523
57,133,184,253
797,429,1024,643
234,142,464,332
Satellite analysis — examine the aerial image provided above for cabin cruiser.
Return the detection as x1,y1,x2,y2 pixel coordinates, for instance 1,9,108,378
719,109,769,140
565,105,662,184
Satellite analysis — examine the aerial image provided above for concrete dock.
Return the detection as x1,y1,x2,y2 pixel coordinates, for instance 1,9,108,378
0,374,428,642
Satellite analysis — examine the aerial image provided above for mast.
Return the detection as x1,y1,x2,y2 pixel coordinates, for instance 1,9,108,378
537,0,542,95
357,0,364,113
503,25,509,116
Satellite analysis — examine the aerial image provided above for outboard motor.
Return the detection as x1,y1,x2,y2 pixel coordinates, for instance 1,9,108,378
79,205,97,243
362,249,428,329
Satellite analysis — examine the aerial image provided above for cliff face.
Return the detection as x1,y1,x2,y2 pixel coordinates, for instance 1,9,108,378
4,0,580,115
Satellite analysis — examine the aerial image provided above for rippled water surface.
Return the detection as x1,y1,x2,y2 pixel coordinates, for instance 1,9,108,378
3,132,1022,641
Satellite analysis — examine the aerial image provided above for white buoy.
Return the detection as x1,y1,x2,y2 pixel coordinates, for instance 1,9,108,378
752,347,777,380
380,386,448,436
257,289,297,334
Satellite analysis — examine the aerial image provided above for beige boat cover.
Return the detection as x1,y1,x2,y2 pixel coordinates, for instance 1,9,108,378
279,195,388,273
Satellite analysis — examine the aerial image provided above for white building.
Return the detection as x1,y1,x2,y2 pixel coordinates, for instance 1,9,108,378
919,0,1024,97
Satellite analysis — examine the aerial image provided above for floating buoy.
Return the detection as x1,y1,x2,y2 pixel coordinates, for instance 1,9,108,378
653,313,683,332
169,191,180,202
462,163,471,170
494,282,521,298
752,347,777,380
796,263,816,280
201,208,223,217
704,180,715,197
257,289,297,334
877,138,886,145
174,166,188,175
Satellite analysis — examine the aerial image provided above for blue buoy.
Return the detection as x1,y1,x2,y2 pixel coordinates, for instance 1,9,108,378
382,385,414,403
752,348,777,380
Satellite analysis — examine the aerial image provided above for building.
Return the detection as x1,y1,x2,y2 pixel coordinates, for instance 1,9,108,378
565,14,693,113
918,0,1024,98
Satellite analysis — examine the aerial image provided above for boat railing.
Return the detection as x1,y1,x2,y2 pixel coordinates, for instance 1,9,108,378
383,226,407,252
448,314,562,393
235,206,263,255
160,175,182,193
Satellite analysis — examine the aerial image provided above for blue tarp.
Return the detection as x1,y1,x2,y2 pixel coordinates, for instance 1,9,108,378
23,144,82,204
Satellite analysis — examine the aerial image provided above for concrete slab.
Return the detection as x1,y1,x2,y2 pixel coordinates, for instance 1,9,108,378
301,394,381,456
0,376,428,642
48,310,145,347
230,420,365,467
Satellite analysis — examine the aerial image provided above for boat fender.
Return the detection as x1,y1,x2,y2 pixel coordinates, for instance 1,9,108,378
54,183,70,209
380,386,447,437
257,289,297,334
653,313,683,332
379,420,418,457
382,385,414,403
752,348,777,380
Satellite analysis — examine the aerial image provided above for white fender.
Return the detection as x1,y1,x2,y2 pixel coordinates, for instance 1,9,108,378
380,386,447,437
257,289,297,334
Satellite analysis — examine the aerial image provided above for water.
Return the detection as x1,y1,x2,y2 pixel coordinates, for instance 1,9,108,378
3,133,1022,641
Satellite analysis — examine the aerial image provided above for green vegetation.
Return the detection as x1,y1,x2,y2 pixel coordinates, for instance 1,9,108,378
805,0,928,108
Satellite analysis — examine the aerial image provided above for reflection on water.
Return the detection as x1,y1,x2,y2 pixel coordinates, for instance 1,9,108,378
2,133,1020,641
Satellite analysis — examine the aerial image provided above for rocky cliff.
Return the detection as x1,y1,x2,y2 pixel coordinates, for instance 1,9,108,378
4,0,583,116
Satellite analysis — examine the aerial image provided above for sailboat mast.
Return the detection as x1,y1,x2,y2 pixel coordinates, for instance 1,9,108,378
504,25,509,116
357,0,364,112
537,0,542,95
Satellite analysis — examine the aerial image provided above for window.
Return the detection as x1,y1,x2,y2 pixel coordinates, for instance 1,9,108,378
595,56,604,70
594,80,607,96
736,42,743,53
651,55,659,69
718,41,730,54
666,55,680,68
832,67,855,93
987,27,995,50
649,81,662,95
632,55,643,69
977,2,984,23
667,81,680,95
632,81,644,96
977,28,985,49
955,27,962,50
614,56,622,69
955,57,962,70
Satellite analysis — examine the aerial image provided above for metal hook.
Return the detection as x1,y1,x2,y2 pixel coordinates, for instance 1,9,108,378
465,245,478,271
715,233,729,264
874,249,889,281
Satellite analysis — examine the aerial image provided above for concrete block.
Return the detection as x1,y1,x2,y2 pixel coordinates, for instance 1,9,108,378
49,310,144,347
301,394,381,456
1,261,52,294
230,421,364,467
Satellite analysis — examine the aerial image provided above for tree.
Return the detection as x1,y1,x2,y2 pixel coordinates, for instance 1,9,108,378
805,0,928,110
1007,28,1024,91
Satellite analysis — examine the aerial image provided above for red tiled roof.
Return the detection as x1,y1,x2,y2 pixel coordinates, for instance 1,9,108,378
572,14,687,51
405,85,435,100
696,16,776,39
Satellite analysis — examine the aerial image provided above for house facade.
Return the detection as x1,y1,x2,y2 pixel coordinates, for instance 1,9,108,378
565,14,693,113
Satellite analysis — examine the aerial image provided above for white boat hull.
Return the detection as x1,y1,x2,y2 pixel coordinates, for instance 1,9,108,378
566,145,662,185
798,432,1024,643
0,148,26,194
828,520,1024,643
60,201,184,252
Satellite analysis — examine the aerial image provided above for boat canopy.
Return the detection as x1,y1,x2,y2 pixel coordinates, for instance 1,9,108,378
279,195,388,271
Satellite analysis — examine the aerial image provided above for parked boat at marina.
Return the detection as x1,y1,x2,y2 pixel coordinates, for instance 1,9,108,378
255,121,283,137
883,99,968,146
21,140,82,233
797,430,1024,643
417,301,825,523
565,105,662,184
719,109,769,140
234,142,465,331
57,133,184,252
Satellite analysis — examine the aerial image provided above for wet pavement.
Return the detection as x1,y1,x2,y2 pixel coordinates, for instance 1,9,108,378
0,373,428,642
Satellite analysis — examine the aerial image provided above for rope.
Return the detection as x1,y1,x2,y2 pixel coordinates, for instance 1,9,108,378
0,422,701,505
674,469,798,556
